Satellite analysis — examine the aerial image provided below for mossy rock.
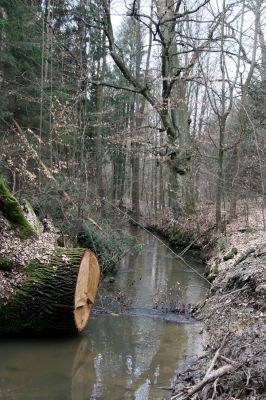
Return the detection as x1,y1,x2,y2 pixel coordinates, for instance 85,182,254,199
0,257,16,272
0,179,35,239
238,227,258,234
22,199,43,235
204,260,219,282
223,247,238,261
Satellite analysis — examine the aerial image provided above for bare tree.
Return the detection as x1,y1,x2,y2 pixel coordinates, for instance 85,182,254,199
99,0,215,214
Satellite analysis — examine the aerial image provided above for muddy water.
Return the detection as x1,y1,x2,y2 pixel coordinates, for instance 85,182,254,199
0,228,208,400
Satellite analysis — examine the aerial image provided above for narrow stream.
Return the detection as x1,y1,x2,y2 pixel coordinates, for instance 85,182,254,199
0,228,208,400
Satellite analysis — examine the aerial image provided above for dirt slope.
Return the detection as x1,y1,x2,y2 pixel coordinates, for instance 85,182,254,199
168,230,266,400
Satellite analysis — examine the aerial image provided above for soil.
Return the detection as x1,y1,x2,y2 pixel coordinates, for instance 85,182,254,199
161,208,266,400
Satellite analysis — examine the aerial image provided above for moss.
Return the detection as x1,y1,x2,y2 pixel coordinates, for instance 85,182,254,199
223,246,238,261
0,257,16,271
204,259,219,282
216,237,228,251
25,259,42,274
23,199,34,213
167,225,196,246
78,220,135,275
183,199,196,216
238,227,258,234
0,178,35,239
22,200,44,235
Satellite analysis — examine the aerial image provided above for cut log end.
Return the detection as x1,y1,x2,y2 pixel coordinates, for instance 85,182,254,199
74,250,100,332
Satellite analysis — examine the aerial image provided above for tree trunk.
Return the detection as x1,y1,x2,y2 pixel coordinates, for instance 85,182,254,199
131,1,142,221
216,116,226,230
229,0,260,219
0,248,100,335
95,32,107,204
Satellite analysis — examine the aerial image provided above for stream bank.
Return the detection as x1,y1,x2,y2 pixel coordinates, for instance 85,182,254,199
149,208,266,399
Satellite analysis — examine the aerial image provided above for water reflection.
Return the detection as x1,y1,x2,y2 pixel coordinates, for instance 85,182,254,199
117,228,207,308
0,228,208,400
72,314,202,400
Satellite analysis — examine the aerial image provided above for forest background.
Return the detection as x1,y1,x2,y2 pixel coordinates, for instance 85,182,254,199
0,0,265,247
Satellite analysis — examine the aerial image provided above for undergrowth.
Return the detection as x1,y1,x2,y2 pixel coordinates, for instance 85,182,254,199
0,178,35,239
78,220,137,275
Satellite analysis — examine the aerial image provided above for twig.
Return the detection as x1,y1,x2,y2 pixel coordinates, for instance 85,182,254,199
87,217,103,231
171,333,235,400
219,355,239,367
205,332,230,376
183,365,234,399
211,378,219,399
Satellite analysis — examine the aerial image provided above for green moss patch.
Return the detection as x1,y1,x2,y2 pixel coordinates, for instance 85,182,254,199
238,227,258,234
0,257,16,271
167,225,196,246
223,247,238,261
0,178,35,239
204,260,219,282
78,220,136,275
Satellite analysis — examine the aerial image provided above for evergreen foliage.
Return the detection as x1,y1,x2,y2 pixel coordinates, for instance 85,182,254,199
0,1,42,122
0,257,16,271
78,220,136,275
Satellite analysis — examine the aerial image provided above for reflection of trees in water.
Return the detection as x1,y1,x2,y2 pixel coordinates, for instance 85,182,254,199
118,228,207,310
118,231,168,309
71,316,198,400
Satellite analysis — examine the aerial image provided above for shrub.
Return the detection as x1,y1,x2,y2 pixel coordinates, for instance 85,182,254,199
0,257,16,271
78,220,136,275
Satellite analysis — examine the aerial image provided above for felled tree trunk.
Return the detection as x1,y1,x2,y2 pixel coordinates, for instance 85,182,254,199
0,248,100,335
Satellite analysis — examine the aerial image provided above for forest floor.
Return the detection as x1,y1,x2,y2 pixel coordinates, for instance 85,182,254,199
150,206,266,400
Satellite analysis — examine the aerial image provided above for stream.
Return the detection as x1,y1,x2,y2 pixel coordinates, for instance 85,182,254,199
0,228,208,400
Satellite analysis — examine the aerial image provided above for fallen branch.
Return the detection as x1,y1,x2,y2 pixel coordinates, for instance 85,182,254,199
205,332,230,376
171,365,234,400
233,247,255,266
171,333,238,400
187,365,234,397
87,217,103,231
220,355,239,367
